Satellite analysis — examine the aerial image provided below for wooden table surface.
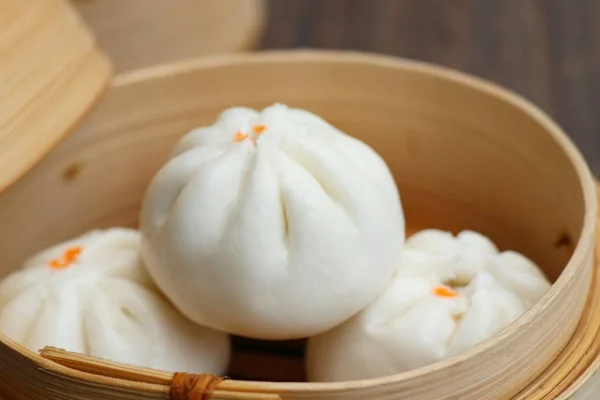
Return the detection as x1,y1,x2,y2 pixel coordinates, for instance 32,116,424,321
259,0,600,176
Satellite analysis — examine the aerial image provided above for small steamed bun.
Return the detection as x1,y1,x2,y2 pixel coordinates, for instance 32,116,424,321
140,104,405,339
0,228,230,374
307,229,551,382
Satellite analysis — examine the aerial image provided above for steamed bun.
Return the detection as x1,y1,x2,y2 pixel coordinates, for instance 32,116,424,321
0,228,230,374
307,229,551,382
140,104,405,339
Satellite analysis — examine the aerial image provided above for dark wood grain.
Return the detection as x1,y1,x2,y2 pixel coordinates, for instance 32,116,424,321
260,0,600,175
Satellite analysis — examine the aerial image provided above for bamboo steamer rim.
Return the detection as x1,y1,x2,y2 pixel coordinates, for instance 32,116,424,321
0,50,595,399
517,190,600,399
111,49,598,390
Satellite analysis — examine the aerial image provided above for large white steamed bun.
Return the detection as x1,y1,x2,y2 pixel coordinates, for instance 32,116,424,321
307,229,551,382
0,228,230,374
140,104,405,339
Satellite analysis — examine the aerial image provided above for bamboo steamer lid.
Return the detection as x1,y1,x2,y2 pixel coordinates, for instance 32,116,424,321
0,0,112,192
0,0,267,193
0,48,597,399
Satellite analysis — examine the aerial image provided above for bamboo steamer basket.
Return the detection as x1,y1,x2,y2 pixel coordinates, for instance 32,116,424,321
0,47,598,399
69,0,267,72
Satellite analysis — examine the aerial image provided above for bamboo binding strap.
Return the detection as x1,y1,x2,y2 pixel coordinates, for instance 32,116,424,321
170,373,224,400
40,347,281,400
